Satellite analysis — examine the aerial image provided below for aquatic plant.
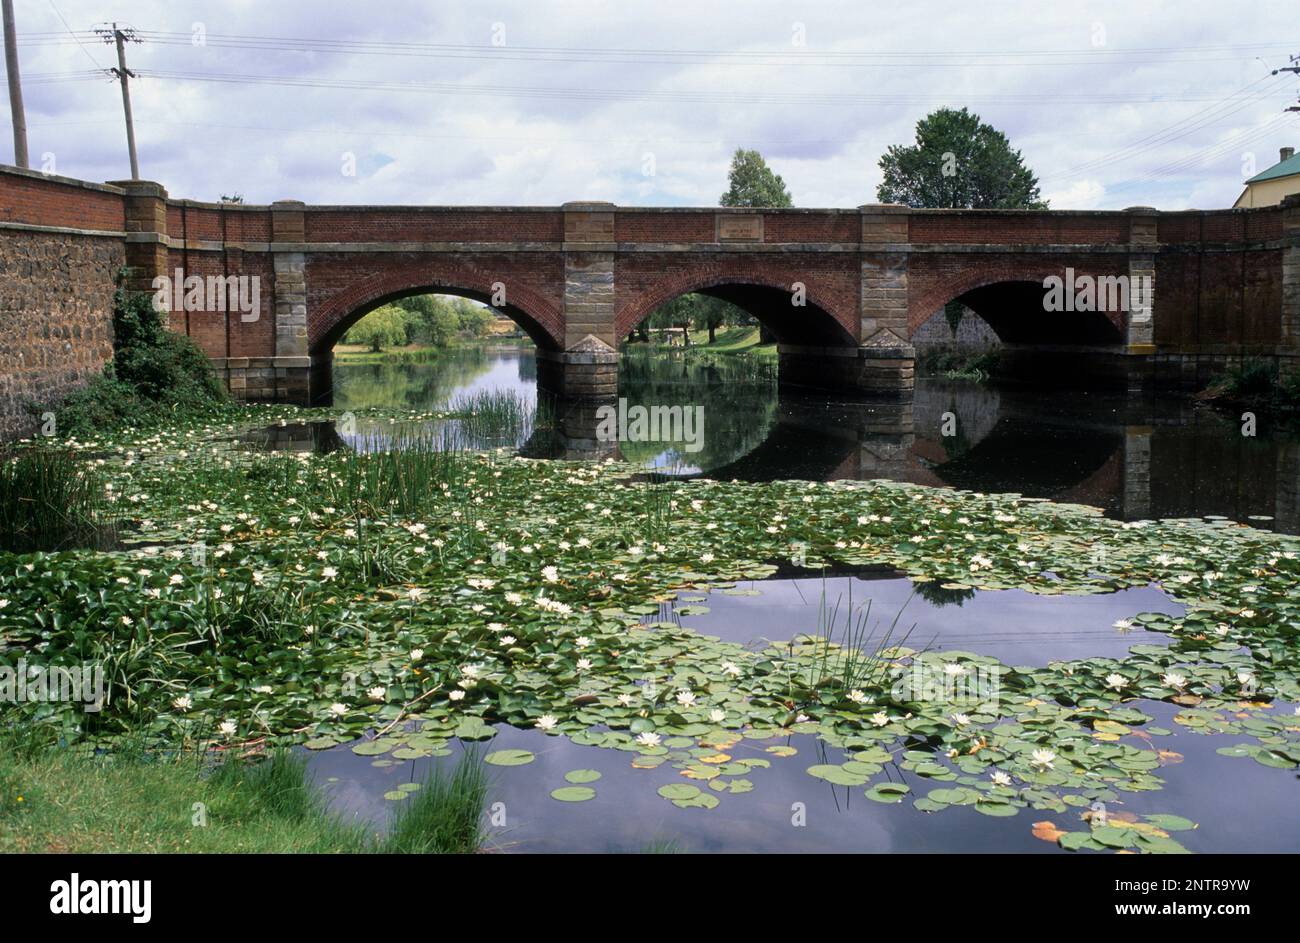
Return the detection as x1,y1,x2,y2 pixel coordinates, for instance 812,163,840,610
0,447,108,552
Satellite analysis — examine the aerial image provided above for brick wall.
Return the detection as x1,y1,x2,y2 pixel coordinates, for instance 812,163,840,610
0,230,122,439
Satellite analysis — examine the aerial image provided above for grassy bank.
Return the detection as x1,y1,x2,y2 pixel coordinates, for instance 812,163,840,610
1198,359,1300,414
0,739,488,854
626,326,777,358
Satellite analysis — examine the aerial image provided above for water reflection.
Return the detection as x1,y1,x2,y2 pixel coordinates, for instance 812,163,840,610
645,572,1184,667
305,698,1300,853
293,346,1300,532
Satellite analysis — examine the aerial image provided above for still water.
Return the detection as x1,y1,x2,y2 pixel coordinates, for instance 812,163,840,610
326,345,1300,534
292,345,1300,853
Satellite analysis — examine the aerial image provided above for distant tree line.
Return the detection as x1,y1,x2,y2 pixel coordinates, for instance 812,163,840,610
342,295,498,351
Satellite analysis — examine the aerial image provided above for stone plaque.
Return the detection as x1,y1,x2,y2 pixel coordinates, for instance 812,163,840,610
716,214,763,242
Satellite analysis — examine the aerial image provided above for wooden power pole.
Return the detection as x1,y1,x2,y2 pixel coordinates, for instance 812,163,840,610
1,0,28,168
97,23,140,179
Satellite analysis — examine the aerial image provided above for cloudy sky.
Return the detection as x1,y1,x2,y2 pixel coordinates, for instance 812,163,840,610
5,0,1299,209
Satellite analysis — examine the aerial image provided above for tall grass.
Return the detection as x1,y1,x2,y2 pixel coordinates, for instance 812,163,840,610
0,448,109,552
379,749,490,854
798,583,918,696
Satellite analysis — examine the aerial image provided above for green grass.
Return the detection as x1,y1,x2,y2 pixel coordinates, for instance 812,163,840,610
0,447,110,552
0,738,490,854
380,748,490,853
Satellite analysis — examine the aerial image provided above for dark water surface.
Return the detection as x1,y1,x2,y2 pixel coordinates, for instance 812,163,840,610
321,346,1300,534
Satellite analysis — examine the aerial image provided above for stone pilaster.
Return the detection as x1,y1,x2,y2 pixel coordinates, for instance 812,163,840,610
269,200,311,404
1125,206,1158,354
859,204,911,346
562,201,617,349
107,179,169,297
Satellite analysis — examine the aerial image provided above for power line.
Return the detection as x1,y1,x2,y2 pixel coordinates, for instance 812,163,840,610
132,68,1284,108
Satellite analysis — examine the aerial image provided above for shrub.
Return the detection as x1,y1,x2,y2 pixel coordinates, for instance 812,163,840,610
46,277,227,436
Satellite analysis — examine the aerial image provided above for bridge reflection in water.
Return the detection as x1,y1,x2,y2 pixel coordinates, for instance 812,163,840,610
245,350,1300,535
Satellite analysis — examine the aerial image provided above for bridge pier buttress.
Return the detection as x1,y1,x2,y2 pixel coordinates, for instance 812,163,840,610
1121,207,1159,391
531,202,621,456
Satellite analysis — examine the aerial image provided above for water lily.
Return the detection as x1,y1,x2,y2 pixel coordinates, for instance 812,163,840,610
676,690,697,707
635,731,662,747
1112,618,1134,630
1030,748,1056,770
720,661,742,677
535,714,558,731
616,693,635,706
951,713,970,726
328,702,348,717
847,689,868,703
367,686,386,701
709,709,726,723
870,711,890,727
500,635,516,646
576,658,592,671
991,770,1012,787
448,690,465,701
541,565,559,582
218,719,237,738
1162,672,1187,690
172,694,192,711
410,648,424,662
321,566,338,580
1104,673,1127,691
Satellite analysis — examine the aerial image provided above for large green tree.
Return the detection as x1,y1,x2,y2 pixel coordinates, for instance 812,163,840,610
876,107,1046,209
719,148,793,208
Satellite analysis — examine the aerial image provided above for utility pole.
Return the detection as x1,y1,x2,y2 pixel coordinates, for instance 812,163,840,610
96,23,140,179
1,0,27,168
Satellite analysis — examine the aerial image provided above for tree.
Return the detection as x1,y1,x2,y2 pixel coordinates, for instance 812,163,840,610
719,148,793,208
341,304,410,351
876,107,1046,209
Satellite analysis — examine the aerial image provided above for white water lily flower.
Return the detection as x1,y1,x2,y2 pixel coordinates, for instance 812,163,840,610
218,719,237,738
1162,672,1187,690
367,686,386,701
329,703,348,717
847,689,868,703
951,713,970,726
321,567,337,580
675,690,697,707
700,552,715,564
172,695,192,711
1030,748,1056,770
448,690,465,701
500,635,517,646
169,574,184,585
709,709,726,723
617,693,635,706
486,622,507,633
541,565,559,582
635,731,662,747
870,711,890,727
720,661,742,677
409,648,424,662
943,663,967,677
1104,673,1127,691
991,770,1013,787
535,714,558,731
576,658,592,671
575,636,592,649
252,685,272,695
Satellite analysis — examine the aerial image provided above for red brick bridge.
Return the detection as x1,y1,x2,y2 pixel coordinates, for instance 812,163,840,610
1,165,1297,430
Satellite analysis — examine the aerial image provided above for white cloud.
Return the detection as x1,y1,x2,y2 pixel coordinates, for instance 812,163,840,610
6,0,1297,209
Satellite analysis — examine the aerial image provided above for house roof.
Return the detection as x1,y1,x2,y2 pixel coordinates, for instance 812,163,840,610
1245,151,1300,184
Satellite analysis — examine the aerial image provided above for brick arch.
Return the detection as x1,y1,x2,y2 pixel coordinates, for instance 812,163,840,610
907,259,1128,339
615,269,858,346
308,261,564,354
